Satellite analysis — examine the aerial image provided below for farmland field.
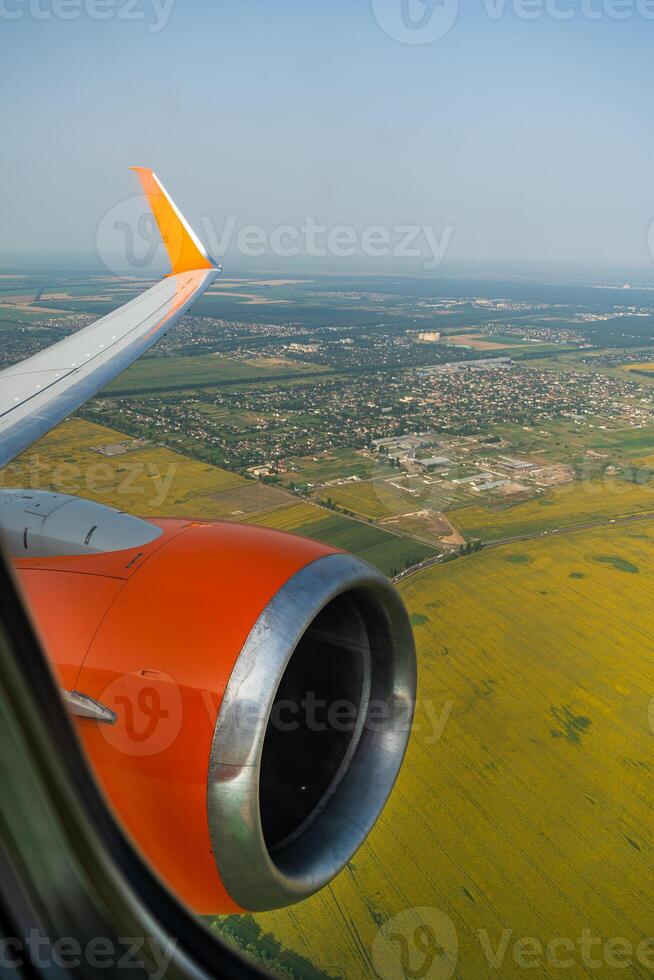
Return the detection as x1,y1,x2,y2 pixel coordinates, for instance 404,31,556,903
444,333,525,350
0,305,71,324
487,419,654,464
245,521,654,978
315,476,469,520
624,362,654,373
449,478,654,541
244,502,434,576
0,419,248,518
279,449,397,488
104,352,327,395
313,480,406,519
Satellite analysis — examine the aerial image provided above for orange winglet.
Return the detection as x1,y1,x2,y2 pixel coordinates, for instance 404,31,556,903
129,166,215,276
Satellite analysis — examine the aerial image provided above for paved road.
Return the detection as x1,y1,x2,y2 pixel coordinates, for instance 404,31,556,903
393,510,654,584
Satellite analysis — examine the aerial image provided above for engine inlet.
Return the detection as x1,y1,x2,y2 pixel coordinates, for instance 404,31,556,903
207,553,416,911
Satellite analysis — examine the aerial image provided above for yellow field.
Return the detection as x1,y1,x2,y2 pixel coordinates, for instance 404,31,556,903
0,418,251,519
450,478,654,541
244,502,327,531
252,521,654,978
314,480,405,519
624,363,654,373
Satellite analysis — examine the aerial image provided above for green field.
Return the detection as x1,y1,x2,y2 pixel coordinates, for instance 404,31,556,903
0,306,71,324
449,478,654,542
247,521,654,978
488,419,654,466
279,449,397,488
105,353,327,395
244,502,435,576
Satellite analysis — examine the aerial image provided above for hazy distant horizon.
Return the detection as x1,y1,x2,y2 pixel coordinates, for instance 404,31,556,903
2,1,654,273
3,252,654,286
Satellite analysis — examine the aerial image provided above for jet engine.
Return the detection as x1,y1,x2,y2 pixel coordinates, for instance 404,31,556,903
7,491,416,914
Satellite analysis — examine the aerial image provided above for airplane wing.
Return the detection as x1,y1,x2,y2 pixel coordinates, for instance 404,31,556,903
0,168,221,469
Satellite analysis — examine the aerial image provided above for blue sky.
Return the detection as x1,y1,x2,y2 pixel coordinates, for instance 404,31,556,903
2,0,653,270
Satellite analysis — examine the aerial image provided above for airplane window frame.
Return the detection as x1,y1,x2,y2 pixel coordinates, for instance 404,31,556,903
0,542,270,980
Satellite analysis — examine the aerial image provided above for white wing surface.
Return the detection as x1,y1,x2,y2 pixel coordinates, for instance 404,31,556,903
0,168,220,468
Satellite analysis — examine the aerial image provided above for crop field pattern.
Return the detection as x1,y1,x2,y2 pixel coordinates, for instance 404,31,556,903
450,479,654,542
250,522,654,979
244,503,434,576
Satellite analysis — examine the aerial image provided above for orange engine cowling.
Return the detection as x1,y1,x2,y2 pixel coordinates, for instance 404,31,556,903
14,517,416,914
